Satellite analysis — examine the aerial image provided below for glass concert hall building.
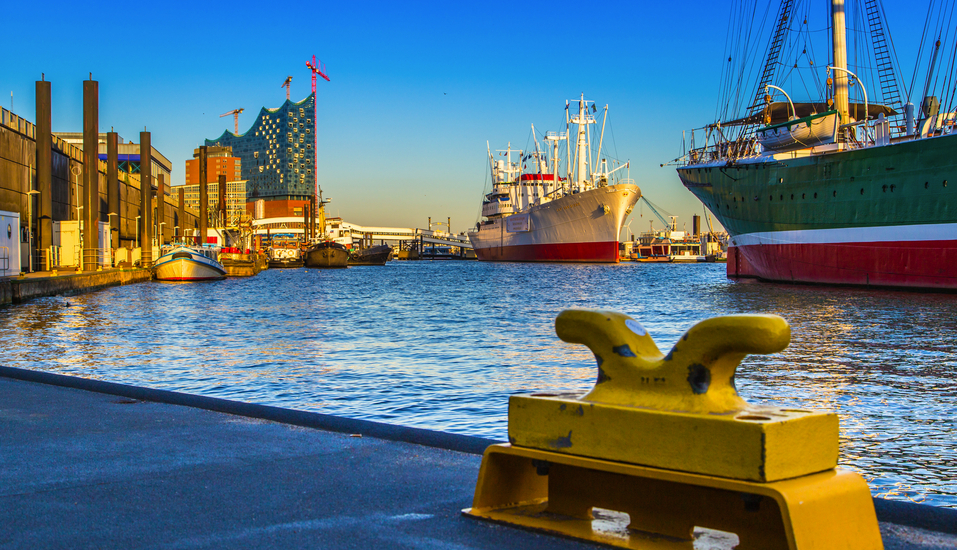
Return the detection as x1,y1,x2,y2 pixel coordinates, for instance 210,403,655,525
206,93,317,218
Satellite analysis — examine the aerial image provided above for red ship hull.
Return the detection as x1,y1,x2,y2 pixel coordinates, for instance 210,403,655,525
473,241,620,263
731,239,957,289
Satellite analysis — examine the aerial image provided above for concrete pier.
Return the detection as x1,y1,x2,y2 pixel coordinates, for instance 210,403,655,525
0,367,953,550
0,268,151,305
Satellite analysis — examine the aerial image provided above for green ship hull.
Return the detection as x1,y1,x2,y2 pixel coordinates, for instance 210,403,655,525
677,132,957,289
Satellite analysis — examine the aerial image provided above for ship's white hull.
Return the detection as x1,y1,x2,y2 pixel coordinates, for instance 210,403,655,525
468,184,640,262
154,247,227,281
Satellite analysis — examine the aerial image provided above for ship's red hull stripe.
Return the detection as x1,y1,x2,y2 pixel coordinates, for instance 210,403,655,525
734,239,957,289
474,241,620,263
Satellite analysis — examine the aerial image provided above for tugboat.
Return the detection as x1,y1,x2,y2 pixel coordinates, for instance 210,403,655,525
468,95,640,262
304,240,348,268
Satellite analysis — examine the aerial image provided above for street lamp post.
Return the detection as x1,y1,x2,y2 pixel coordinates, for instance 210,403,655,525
27,190,39,273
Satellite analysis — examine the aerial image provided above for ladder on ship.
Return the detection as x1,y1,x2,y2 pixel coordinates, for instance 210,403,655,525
865,0,905,136
734,0,795,157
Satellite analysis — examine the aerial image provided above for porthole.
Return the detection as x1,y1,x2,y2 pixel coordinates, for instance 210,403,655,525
790,194,794,200
833,190,837,197
882,185,887,192
779,178,783,183
860,188,864,195
945,180,949,188
779,194,783,200
890,184,896,192
802,193,806,199
813,192,818,199
925,182,929,189
769,195,773,201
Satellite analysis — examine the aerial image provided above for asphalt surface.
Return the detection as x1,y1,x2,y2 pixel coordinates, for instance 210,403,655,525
1,374,954,550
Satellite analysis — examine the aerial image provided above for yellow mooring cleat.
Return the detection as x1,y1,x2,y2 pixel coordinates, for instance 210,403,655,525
463,309,883,550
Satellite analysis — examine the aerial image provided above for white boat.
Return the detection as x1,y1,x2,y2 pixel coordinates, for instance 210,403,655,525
468,95,641,262
756,110,840,151
153,245,227,281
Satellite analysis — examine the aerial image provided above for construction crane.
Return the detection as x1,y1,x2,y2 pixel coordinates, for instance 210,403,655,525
305,55,331,207
306,55,330,92
219,108,244,134
281,76,293,100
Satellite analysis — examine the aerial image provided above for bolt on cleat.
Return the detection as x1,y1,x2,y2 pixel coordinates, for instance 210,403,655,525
463,309,883,550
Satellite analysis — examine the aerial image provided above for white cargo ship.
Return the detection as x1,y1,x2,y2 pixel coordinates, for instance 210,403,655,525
468,95,640,262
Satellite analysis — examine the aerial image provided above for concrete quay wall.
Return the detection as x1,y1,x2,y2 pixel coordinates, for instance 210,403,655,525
0,268,150,305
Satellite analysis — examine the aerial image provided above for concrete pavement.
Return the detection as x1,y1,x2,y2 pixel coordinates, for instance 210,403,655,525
0,370,954,550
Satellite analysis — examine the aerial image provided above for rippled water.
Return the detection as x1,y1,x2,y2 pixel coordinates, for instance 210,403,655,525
1,262,954,507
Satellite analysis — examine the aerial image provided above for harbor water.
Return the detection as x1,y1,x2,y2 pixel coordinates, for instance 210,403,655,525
0,262,954,508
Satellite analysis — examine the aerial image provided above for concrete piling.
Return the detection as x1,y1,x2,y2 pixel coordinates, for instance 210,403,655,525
218,174,226,227
157,174,165,246
303,203,310,240
199,146,207,245
178,188,185,242
35,78,52,271
310,195,317,240
107,132,118,253
83,78,99,272
140,132,152,266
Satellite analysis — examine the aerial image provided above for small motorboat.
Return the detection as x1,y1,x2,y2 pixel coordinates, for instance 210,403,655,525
304,240,348,268
348,244,393,266
154,245,227,281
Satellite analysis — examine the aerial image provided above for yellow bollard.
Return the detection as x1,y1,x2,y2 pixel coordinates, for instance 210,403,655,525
464,309,883,550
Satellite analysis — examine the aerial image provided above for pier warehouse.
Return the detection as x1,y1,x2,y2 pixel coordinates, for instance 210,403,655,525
205,94,317,219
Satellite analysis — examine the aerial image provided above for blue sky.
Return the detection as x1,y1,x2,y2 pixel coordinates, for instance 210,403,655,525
1,1,931,234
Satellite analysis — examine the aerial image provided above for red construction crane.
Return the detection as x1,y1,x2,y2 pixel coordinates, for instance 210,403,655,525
305,55,330,209
219,108,244,134
306,55,330,92
281,76,293,100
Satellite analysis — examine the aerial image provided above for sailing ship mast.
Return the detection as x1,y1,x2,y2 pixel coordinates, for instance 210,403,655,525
832,0,850,124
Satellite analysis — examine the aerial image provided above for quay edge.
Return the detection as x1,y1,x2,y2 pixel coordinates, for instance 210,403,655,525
0,267,151,306
0,365,953,544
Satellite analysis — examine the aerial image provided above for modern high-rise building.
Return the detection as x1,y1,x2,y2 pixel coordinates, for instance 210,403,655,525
205,94,316,217
185,146,241,185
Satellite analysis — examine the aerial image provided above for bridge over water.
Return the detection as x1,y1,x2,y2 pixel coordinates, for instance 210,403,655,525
250,218,474,258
